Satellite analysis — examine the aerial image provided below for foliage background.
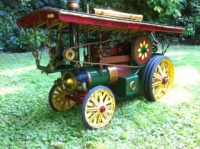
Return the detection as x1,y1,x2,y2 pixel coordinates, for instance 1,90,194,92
0,0,200,52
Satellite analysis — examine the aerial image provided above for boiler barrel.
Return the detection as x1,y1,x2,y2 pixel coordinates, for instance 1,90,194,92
86,66,110,88
85,65,131,88
65,65,132,92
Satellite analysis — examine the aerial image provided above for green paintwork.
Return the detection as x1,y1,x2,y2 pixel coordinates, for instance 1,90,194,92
86,66,110,88
110,73,139,97
55,60,68,68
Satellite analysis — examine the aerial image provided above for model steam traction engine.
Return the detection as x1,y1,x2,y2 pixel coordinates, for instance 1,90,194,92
17,1,184,129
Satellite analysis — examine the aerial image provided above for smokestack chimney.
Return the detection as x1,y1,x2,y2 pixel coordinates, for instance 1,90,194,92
67,0,79,65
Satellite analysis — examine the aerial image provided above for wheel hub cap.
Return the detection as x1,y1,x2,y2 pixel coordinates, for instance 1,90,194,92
100,106,106,113
162,77,168,85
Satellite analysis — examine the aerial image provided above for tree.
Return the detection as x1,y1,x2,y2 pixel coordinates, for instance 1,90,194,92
0,0,67,52
85,0,181,24
0,0,32,52
0,0,199,52
179,0,200,40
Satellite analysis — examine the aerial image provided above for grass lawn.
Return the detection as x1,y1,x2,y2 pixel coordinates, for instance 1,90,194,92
0,45,200,149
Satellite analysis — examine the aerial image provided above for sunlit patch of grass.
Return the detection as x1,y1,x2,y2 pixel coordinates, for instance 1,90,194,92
0,86,25,96
0,66,36,77
175,66,200,86
161,88,193,106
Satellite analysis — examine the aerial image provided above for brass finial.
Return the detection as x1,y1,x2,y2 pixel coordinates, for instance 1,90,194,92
68,0,79,11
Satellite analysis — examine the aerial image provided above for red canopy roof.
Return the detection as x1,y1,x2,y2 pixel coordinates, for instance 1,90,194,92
17,7,184,34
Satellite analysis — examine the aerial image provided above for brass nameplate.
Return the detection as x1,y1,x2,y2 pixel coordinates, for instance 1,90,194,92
47,14,54,18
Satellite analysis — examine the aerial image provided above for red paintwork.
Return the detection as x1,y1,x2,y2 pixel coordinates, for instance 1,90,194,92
17,8,184,34
115,65,132,76
17,8,60,28
59,12,183,33
65,91,87,105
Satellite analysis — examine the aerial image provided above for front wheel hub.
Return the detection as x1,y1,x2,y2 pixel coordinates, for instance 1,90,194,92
100,106,106,113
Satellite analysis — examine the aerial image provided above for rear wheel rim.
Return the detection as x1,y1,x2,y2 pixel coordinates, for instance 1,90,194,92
142,56,174,101
152,58,174,100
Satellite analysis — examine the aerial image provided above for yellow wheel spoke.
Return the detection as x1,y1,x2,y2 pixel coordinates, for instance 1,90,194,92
66,99,73,107
53,97,63,104
155,86,167,100
106,109,114,114
105,105,112,110
153,73,163,80
101,118,107,124
55,88,63,94
154,84,167,96
87,101,95,107
86,107,100,111
103,111,108,119
53,94,65,98
100,91,107,103
60,85,65,91
162,84,168,91
86,111,93,118
94,92,99,100
89,111,100,122
153,85,162,96
66,104,74,109
93,116,97,125
91,97,101,107
97,113,103,124
61,99,67,110
157,64,165,77
152,80,162,87
104,97,113,105
99,92,103,104
103,96,109,104
162,65,166,75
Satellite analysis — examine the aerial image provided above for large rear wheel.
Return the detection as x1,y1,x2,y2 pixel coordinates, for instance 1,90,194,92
49,84,76,111
81,86,115,129
143,55,174,101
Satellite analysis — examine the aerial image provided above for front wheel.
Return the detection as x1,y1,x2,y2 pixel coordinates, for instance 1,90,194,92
49,84,76,111
143,55,174,101
81,86,116,129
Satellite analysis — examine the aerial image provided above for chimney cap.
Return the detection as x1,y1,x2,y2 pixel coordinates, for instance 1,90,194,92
68,0,79,11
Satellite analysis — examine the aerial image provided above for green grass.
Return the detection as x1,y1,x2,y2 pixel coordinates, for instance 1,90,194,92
0,45,200,149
